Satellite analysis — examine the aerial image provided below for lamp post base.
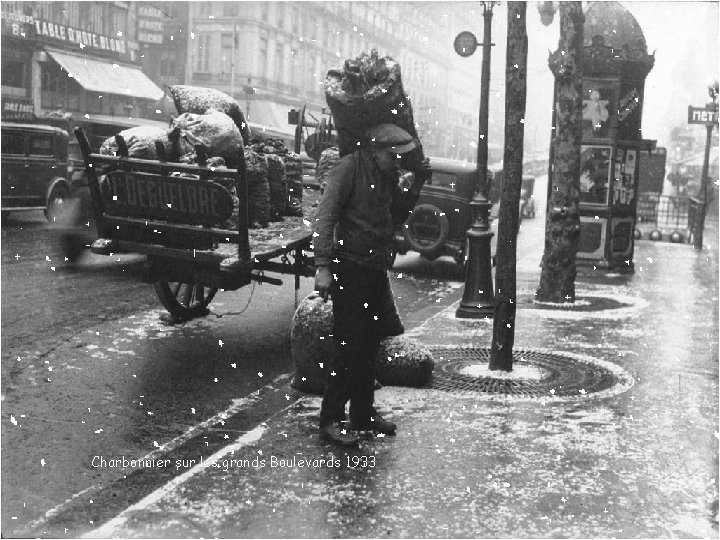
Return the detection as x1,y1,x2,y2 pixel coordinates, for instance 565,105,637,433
455,301,495,319
455,205,495,319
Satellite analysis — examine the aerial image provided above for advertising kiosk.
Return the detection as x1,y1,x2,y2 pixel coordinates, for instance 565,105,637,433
572,2,656,270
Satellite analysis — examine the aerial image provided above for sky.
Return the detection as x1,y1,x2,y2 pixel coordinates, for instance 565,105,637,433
441,1,719,155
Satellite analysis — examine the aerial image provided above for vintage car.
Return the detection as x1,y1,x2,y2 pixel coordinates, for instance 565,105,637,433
489,169,537,219
394,157,488,266
11,115,177,224
1,123,75,222
520,175,537,218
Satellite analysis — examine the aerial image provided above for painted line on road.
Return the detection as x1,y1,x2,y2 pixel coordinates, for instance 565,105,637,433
83,425,267,539
20,372,298,538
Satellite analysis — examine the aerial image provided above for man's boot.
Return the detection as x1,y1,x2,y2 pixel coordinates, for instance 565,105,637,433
320,422,360,446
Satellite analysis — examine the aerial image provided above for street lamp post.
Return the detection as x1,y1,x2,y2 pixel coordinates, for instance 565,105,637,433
456,1,496,319
695,97,719,249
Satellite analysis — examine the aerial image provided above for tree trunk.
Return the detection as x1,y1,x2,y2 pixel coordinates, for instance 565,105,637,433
535,2,584,303
489,1,527,372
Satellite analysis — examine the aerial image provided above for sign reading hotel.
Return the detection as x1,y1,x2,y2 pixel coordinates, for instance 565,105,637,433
1,10,127,55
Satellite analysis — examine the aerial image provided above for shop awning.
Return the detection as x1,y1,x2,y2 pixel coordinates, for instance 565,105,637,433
46,49,164,101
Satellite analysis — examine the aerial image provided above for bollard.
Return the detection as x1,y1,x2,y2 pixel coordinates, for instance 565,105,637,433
456,196,495,318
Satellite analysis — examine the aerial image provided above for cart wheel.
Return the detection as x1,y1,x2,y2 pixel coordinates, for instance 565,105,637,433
154,281,218,320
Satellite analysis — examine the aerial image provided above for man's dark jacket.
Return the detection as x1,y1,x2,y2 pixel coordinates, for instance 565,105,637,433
312,148,422,270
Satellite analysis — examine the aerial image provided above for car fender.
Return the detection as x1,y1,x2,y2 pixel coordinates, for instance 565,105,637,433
45,176,71,203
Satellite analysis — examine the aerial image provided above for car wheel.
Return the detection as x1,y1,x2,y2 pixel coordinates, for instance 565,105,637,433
45,184,71,223
404,203,450,260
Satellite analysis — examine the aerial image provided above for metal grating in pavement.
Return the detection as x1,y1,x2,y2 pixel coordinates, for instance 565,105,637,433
516,294,631,312
429,347,634,401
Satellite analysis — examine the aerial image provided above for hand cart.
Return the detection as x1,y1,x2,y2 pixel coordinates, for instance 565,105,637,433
74,127,317,321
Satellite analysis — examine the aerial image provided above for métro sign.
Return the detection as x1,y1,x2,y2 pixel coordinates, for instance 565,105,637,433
688,105,719,125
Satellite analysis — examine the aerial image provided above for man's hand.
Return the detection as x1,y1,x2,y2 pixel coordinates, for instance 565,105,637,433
409,157,432,196
314,266,333,302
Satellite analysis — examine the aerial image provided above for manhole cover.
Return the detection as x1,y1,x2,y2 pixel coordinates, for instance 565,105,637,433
430,347,634,401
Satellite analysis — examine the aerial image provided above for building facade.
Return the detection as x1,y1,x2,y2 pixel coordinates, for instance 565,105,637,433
166,1,480,160
1,1,165,123
2,1,481,161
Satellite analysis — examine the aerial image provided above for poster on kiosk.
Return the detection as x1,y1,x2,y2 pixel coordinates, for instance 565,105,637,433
577,141,639,266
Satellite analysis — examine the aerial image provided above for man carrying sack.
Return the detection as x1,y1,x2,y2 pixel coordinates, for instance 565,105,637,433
313,123,430,446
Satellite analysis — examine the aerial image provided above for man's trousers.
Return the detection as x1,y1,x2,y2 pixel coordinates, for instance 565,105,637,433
319,258,398,427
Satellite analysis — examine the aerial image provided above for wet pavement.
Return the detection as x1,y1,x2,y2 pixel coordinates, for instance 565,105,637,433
59,218,720,538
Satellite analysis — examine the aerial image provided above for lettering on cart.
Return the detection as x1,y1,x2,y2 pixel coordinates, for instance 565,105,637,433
104,171,233,225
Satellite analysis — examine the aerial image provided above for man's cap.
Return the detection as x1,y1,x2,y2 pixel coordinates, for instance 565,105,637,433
367,124,416,155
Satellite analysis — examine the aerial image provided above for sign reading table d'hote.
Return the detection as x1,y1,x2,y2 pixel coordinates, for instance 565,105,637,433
2,96,35,119
688,106,719,125
1,9,130,58
103,171,234,226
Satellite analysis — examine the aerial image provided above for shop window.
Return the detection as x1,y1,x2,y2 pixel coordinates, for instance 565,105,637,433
86,94,103,115
41,62,82,112
1,60,26,88
41,62,68,110
2,133,25,155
